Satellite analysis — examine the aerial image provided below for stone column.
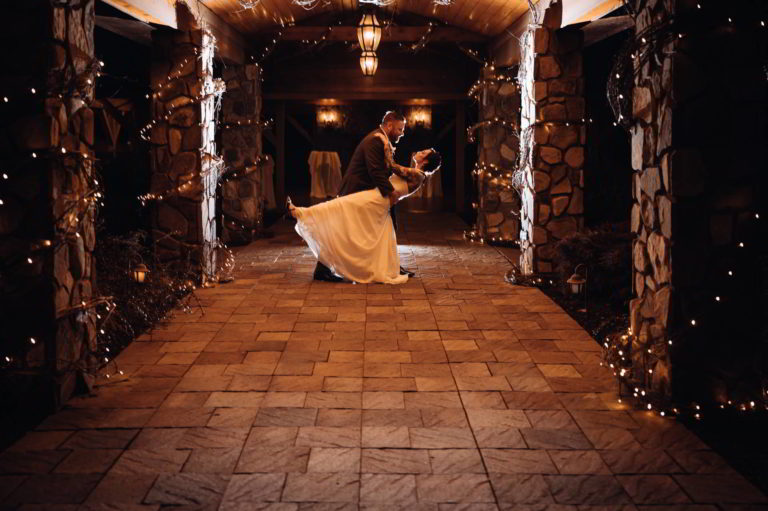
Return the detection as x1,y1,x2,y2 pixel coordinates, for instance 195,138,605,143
220,63,264,245
150,28,222,280
0,0,97,406
518,2,586,274
475,67,521,242
628,0,765,401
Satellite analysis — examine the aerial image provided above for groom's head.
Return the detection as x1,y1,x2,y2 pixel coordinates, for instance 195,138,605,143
380,111,406,144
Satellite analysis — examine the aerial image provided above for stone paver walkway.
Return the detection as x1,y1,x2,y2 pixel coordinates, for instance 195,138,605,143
1,212,766,510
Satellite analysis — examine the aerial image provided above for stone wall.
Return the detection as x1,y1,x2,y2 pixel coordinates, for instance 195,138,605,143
0,0,97,409
150,29,221,280
476,68,521,242
519,2,586,274
629,0,766,400
220,63,265,245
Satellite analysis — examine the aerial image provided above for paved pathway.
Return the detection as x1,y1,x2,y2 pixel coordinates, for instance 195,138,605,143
1,212,766,510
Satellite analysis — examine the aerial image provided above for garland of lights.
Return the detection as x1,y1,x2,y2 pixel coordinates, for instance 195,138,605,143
600,213,765,420
607,0,768,130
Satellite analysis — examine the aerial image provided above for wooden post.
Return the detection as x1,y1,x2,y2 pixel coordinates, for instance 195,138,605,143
276,102,286,208
455,102,466,214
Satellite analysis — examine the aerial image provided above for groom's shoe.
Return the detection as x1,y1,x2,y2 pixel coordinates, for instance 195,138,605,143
314,262,344,283
399,266,415,278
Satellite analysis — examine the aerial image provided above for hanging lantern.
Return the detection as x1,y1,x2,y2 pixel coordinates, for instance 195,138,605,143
132,263,150,284
357,12,382,52
360,51,379,76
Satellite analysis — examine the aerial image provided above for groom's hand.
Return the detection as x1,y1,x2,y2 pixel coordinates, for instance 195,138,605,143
388,190,401,206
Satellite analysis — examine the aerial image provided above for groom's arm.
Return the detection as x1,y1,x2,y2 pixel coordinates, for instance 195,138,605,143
365,135,395,197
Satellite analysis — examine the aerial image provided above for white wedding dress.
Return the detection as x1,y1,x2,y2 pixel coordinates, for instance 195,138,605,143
293,174,411,284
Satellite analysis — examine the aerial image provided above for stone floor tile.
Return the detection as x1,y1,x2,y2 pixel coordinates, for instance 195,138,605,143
0,450,69,474
363,409,423,427
549,450,611,475
545,475,631,505
524,410,580,431
616,475,691,504
362,448,431,473
282,473,360,502
307,447,361,473
316,409,362,427
305,391,362,409
235,446,310,473
145,407,214,427
429,449,485,474
416,474,495,503
489,473,554,504
362,391,405,409
8,431,73,451
244,427,299,448
673,474,768,504
295,427,361,448
665,450,736,474
144,473,230,507
208,408,259,427
421,409,470,428
261,391,307,408
410,427,476,449
459,391,507,409
52,449,122,474
473,428,528,448
360,474,418,504
219,473,286,508
183,447,241,473
481,449,558,474
6,473,102,505
600,449,682,474
110,449,189,475
466,409,531,429
362,426,410,448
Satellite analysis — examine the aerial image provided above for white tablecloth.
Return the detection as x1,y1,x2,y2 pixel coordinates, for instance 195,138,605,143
308,151,342,198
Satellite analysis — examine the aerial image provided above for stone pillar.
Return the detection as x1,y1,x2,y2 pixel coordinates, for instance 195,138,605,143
0,0,97,407
475,67,521,242
150,28,222,280
519,1,586,274
220,63,265,245
628,0,765,401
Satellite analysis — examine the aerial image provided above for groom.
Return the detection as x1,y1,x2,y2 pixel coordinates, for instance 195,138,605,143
313,110,416,282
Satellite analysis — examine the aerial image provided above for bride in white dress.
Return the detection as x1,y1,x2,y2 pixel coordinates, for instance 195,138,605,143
288,149,441,284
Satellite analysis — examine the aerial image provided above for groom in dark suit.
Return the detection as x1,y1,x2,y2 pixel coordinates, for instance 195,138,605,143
313,111,415,282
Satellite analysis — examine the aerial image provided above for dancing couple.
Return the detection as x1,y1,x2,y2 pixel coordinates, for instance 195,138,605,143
287,111,441,285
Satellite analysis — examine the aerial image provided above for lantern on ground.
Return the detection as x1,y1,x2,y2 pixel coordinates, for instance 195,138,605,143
360,51,379,76
132,263,150,284
566,264,588,313
357,12,382,52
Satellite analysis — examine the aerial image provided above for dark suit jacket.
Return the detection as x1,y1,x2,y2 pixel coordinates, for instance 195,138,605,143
338,129,394,198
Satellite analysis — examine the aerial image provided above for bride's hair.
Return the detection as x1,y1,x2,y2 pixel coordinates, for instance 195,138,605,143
422,149,442,174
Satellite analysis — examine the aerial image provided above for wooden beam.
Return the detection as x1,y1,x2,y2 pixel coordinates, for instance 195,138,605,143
276,102,286,209
436,118,456,142
265,92,468,101
104,0,251,64
102,0,176,27
581,15,633,46
287,115,314,146
455,102,466,215
562,0,625,26
280,25,487,43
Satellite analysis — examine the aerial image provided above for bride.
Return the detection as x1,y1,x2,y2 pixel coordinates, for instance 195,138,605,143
287,149,441,284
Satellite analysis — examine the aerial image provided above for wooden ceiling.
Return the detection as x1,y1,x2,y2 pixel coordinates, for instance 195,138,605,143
200,0,533,38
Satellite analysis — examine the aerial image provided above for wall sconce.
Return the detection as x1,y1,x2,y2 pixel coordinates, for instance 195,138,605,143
407,105,432,129
132,263,150,284
360,51,379,76
357,12,382,52
316,107,342,128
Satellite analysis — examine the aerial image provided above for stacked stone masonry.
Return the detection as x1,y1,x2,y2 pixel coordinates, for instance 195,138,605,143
519,2,586,274
220,63,265,245
476,68,521,242
0,0,98,404
150,29,221,278
629,0,765,400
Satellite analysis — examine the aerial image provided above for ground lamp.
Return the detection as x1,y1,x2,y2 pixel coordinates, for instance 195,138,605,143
566,264,588,313
132,263,150,284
